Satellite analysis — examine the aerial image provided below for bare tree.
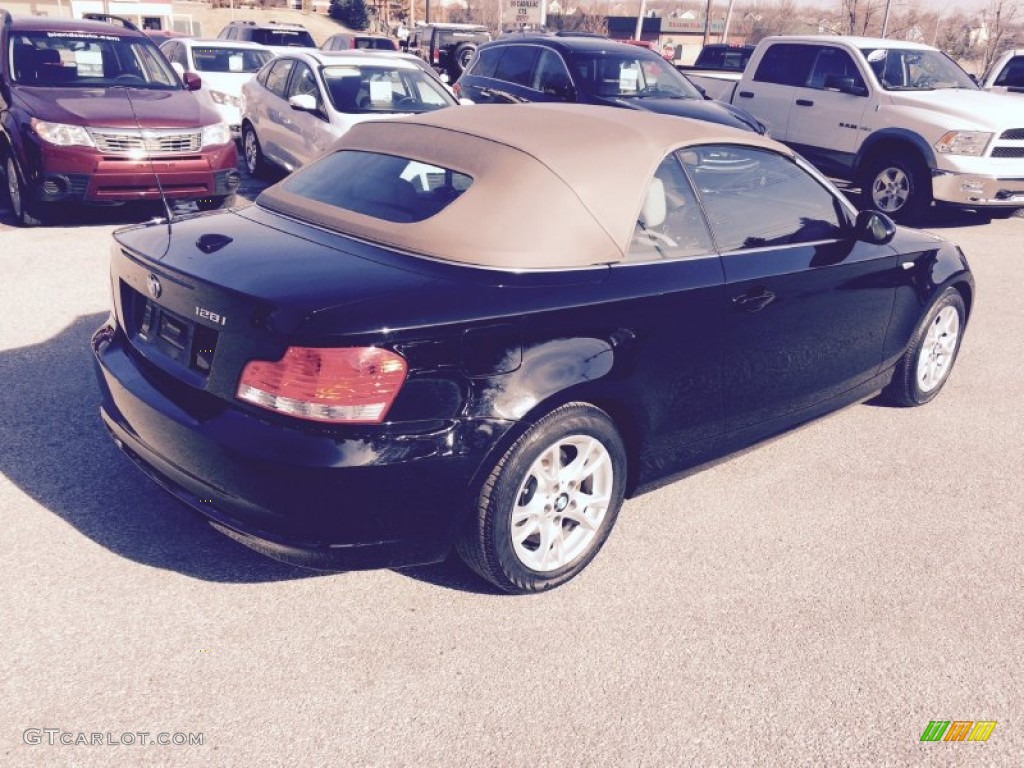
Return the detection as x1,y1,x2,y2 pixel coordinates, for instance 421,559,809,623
980,0,1021,71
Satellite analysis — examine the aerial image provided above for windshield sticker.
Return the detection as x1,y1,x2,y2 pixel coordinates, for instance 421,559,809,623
73,49,104,76
866,49,886,62
228,54,244,72
619,65,639,92
46,31,121,42
369,79,392,103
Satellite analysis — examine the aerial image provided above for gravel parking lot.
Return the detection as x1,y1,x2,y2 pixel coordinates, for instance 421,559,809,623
1,176,1022,766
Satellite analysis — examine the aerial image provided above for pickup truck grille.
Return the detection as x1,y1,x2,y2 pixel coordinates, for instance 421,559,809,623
90,128,203,155
1000,128,1024,140
991,147,1024,158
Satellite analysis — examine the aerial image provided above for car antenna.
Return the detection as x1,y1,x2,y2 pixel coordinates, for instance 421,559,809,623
101,14,175,258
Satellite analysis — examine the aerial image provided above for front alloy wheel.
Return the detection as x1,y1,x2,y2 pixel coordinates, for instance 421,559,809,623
456,403,627,593
883,287,966,406
5,154,42,227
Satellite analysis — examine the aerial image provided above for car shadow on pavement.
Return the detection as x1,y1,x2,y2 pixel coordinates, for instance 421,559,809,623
1,313,320,583
1,313,501,592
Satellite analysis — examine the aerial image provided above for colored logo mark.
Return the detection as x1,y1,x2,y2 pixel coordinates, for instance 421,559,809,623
920,720,997,742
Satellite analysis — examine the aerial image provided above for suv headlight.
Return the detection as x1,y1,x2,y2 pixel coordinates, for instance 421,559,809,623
209,90,240,108
30,118,94,148
935,131,993,156
202,122,232,147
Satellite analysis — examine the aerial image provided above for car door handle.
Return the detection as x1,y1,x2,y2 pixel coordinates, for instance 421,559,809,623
737,90,754,98
732,289,776,312
796,99,814,106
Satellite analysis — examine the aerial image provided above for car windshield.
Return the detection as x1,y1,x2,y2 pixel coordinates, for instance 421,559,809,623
861,47,978,91
10,30,180,88
570,52,702,99
191,46,271,73
251,29,315,48
322,65,455,113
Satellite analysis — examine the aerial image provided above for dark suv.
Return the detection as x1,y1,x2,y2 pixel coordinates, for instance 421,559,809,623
1,12,238,226
218,20,316,56
406,23,490,81
454,34,764,134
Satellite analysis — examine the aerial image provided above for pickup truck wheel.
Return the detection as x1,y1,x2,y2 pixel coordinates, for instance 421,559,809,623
861,154,930,225
4,154,44,227
455,403,627,594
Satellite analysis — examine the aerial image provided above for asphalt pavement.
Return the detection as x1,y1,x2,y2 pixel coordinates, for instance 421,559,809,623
1,181,1022,766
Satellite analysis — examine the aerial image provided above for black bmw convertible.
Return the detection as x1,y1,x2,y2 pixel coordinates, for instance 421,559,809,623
92,104,974,593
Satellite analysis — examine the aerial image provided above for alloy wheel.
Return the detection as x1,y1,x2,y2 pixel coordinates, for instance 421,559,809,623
510,435,614,572
917,305,960,393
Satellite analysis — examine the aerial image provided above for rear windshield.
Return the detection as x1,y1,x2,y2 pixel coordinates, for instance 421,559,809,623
437,30,490,46
191,46,272,73
322,65,454,113
251,29,315,48
9,30,180,88
357,37,398,50
281,150,472,223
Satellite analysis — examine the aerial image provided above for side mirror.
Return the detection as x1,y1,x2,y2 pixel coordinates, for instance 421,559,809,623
182,71,201,91
854,209,896,244
824,74,867,96
288,93,318,112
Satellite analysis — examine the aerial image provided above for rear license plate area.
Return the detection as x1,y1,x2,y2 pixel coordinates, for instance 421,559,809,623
125,284,218,376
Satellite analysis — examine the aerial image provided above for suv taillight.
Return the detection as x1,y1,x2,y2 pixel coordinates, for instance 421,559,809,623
237,347,407,424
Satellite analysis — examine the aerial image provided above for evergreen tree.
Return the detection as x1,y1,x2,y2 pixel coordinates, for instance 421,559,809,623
329,0,371,31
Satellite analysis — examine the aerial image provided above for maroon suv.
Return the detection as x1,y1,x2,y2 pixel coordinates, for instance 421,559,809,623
1,13,238,226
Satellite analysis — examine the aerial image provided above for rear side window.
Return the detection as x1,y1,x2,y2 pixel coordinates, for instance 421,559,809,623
753,44,817,86
282,150,473,223
468,46,502,78
681,145,844,252
493,45,540,87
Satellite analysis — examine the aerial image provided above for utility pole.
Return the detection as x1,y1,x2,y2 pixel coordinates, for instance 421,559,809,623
702,0,713,47
634,0,646,41
721,0,735,43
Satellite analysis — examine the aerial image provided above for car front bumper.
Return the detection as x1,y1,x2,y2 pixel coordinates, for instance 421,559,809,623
931,169,1024,208
91,323,512,571
30,142,239,205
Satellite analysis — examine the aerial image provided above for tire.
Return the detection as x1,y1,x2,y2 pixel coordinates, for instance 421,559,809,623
4,153,44,227
456,403,627,594
196,194,236,211
451,43,476,79
882,287,966,407
860,153,931,225
242,124,269,179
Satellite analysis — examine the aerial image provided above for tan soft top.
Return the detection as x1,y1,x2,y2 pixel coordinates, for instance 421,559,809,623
257,103,786,269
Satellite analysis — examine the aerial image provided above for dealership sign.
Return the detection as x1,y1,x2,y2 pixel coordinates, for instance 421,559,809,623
508,0,542,25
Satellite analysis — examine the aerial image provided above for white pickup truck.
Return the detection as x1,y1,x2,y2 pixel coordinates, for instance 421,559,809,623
980,49,1024,94
714,35,1024,222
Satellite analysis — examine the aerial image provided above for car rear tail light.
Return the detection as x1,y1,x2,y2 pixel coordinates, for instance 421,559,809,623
237,347,407,424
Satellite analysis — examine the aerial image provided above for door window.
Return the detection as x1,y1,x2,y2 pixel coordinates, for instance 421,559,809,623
532,49,573,95
805,47,864,90
681,145,845,253
264,58,295,97
628,155,715,261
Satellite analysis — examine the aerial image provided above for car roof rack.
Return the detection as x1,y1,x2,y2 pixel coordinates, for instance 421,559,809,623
83,13,141,33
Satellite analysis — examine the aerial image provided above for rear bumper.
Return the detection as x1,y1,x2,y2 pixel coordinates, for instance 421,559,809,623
29,142,239,204
92,323,512,570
